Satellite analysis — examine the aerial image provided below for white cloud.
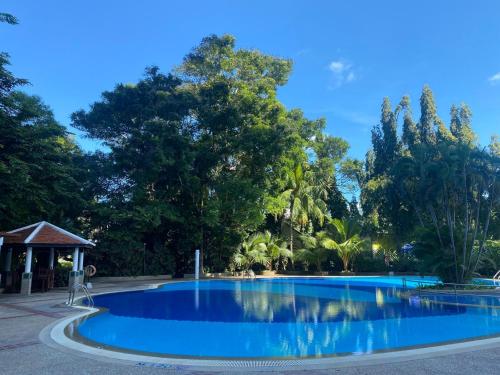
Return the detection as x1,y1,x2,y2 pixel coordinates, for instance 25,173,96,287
328,59,356,88
488,72,500,84
329,61,346,73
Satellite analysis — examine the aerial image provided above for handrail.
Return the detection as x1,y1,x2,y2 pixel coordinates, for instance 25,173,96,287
67,282,94,307
407,279,499,303
407,279,498,288
493,270,500,280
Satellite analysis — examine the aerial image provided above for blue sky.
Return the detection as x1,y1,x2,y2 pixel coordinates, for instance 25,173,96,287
2,0,500,159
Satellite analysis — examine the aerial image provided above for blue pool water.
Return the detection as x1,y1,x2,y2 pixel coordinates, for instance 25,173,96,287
74,277,500,358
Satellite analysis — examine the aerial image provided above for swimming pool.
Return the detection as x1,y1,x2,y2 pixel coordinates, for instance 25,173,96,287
69,277,500,359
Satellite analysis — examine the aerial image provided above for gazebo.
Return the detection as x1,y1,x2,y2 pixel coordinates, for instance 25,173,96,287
0,221,95,295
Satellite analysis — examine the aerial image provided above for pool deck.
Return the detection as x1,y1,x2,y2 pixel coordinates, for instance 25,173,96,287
1,278,499,375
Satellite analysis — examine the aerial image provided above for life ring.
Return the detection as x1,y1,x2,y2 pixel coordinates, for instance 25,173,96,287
85,265,97,277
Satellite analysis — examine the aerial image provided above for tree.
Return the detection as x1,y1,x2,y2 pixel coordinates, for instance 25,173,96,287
0,12,18,25
279,163,328,255
362,96,411,249
230,231,290,271
262,231,291,271
363,86,500,283
231,232,270,272
72,35,327,275
418,85,437,145
295,233,329,272
372,98,400,175
0,11,84,231
0,92,85,230
321,218,367,272
400,138,499,282
0,12,28,111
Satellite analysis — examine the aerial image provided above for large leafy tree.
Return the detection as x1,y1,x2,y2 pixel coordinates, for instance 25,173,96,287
0,13,84,231
399,133,499,282
175,35,293,271
73,35,323,275
360,86,499,282
72,68,197,275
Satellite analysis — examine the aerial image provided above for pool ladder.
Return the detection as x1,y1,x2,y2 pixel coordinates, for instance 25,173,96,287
67,282,94,307
494,270,500,286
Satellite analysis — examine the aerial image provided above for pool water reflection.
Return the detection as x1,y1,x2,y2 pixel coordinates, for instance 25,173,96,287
74,277,500,358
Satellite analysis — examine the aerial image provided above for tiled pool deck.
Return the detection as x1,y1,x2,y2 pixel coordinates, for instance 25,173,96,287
1,279,499,375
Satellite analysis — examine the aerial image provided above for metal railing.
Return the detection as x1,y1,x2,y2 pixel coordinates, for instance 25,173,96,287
67,282,94,307
404,278,500,307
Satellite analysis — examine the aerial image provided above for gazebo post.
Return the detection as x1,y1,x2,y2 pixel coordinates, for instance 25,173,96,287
0,238,2,286
4,247,13,288
49,247,55,270
68,247,79,289
78,249,85,284
20,246,33,295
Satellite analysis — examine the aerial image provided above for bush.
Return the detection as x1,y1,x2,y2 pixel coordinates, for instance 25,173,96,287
477,240,500,277
353,250,387,272
53,263,72,287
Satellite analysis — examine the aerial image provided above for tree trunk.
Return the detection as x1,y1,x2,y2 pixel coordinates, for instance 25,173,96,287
343,257,349,272
461,163,469,282
289,199,295,269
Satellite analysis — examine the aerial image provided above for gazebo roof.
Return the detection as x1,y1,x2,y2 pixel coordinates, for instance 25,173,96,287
1,221,95,247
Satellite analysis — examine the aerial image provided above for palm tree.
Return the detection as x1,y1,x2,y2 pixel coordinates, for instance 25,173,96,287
231,231,291,272
321,218,367,272
280,163,328,255
261,231,291,270
232,232,269,271
295,233,329,272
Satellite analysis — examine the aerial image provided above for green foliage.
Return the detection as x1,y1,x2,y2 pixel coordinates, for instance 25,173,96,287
353,250,387,273
53,262,72,287
3,22,497,281
477,240,500,277
358,85,500,283
0,13,84,232
0,91,85,230
70,35,343,275
278,163,329,255
0,12,18,25
326,218,367,272
294,232,329,272
231,231,291,272
295,218,367,272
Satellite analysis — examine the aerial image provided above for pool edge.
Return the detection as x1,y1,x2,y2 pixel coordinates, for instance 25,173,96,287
40,279,500,371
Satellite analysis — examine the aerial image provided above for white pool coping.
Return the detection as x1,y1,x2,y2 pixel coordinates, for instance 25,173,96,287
41,279,500,372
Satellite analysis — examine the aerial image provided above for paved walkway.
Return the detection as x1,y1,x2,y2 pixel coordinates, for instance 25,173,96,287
0,280,499,374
